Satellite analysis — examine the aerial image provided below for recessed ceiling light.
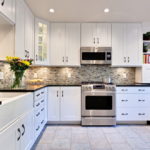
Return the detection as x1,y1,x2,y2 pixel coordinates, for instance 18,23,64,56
104,8,110,13
49,8,55,13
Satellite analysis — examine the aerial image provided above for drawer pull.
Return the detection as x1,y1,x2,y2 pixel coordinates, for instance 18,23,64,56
36,93,40,97
36,103,40,107
17,128,21,141
121,89,128,92
138,99,145,102
121,113,128,116
21,124,25,136
41,108,44,112
41,100,44,103
36,112,40,117
138,89,145,92
36,126,40,131
41,120,44,124
138,113,145,116
41,91,44,94
121,99,128,102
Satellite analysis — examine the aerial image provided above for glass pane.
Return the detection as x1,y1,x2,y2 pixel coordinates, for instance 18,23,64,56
82,52,105,60
85,96,112,110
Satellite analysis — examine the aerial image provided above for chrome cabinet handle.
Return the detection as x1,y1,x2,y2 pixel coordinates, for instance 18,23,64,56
36,112,40,117
124,57,126,63
21,124,25,136
121,113,128,116
128,57,130,63
36,93,40,97
138,89,145,92
66,57,68,62
1,0,5,6
36,54,38,61
121,89,128,92
138,113,145,116
41,100,44,103
93,38,95,44
57,91,59,97
138,99,145,102
62,57,65,62
41,108,44,112
121,99,128,102
41,120,44,124
36,103,40,107
17,128,21,141
62,91,64,97
41,91,44,94
36,126,40,131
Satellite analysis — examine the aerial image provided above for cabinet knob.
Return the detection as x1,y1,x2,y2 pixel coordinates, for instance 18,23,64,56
121,113,128,116
66,57,68,62
124,57,126,63
57,91,59,97
62,91,64,97
1,0,5,6
62,57,65,62
128,57,130,63
93,38,96,44
138,113,145,116
97,37,99,44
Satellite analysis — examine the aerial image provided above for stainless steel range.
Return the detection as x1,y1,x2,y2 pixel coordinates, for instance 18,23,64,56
81,82,116,126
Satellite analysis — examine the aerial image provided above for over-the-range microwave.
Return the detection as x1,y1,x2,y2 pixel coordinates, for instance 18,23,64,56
81,47,112,65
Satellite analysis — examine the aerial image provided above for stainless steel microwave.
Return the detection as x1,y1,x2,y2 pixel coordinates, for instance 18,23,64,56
81,47,112,64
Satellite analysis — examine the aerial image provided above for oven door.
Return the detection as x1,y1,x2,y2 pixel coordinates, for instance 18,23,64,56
82,91,116,117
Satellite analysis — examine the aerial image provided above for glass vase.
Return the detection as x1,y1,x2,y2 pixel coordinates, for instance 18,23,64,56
11,70,25,89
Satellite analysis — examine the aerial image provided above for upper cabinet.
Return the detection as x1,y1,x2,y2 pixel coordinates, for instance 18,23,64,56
0,0,15,23
112,23,142,67
15,0,34,59
35,18,49,65
50,23,80,66
81,23,111,47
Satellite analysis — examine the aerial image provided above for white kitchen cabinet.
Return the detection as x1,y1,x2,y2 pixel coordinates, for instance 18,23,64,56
48,87,60,121
116,87,150,123
48,86,81,122
15,0,34,59
0,122,16,150
15,0,25,58
81,23,111,47
50,23,66,66
24,4,34,59
50,23,80,66
136,65,150,83
112,23,142,67
17,110,34,150
0,0,15,23
35,18,49,65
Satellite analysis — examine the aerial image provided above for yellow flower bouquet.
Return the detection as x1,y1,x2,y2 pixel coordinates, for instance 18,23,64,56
6,56,33,88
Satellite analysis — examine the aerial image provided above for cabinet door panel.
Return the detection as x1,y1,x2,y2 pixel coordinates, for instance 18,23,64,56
48,87,60,121
60,87,81,121
24,5,34,59
112,23,125,66
15,0,25,58
81,23,96,47
35,18,49,65
96,23,111,47
50,23,66,66
0,122,16,150
125,23,142,66
66,23,80,66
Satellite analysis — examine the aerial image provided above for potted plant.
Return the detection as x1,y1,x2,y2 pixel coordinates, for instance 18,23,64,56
6,56,33,88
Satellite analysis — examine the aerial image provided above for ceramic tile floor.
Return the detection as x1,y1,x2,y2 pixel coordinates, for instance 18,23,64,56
32,125,150,150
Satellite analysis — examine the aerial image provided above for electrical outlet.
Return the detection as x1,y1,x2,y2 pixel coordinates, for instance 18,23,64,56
0,72,4,80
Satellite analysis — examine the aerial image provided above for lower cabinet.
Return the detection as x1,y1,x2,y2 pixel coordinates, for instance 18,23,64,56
0,110,34,150
48,86,81,122
116,87,150,122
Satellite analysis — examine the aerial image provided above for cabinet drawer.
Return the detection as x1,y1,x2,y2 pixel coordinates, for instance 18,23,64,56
116,87,150,93
117,108,150,121
117,94,150,108
34,88,46,101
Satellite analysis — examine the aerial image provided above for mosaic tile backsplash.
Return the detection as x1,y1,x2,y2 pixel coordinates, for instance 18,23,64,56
0,63,135,87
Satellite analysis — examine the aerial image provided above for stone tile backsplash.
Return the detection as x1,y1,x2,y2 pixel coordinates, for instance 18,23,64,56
0,64,135,87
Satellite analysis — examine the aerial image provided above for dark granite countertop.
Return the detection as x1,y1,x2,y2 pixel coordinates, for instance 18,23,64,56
117,83,150,87
0,84,81,92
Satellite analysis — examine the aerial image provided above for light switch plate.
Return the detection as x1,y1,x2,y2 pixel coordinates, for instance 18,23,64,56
0,72,4,80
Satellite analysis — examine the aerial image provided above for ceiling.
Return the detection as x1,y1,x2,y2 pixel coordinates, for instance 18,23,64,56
25,0,150,22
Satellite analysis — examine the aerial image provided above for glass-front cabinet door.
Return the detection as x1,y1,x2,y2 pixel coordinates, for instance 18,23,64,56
35,18,49,65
